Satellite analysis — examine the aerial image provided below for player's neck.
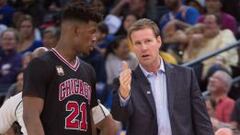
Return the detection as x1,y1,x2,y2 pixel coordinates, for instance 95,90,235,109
54,40,77,64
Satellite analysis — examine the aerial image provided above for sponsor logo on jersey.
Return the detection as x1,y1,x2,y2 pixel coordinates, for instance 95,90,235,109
56,66,64,76
58,79,91,104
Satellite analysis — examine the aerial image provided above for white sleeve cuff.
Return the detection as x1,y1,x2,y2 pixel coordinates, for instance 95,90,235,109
92,103,110,125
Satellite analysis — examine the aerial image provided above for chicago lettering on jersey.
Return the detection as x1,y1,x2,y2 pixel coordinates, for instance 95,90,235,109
59,79,91,103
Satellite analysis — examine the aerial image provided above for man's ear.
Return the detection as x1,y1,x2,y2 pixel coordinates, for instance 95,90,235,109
157,35,162,48
72,22,83,37
74,25,81,36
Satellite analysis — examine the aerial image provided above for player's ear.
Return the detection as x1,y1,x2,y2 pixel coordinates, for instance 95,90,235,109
74,25,81,37
72,21,83,37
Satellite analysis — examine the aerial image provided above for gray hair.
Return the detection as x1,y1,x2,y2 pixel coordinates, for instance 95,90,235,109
215,70,233,92
43,26,60,40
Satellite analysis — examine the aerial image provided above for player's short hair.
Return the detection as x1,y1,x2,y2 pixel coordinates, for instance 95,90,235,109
127,18,160,43
61,0,103,23
97,22,109,35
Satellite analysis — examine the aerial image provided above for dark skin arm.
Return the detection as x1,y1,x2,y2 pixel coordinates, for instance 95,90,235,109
95,115,120,135
23,97,44,135
91,112,97,135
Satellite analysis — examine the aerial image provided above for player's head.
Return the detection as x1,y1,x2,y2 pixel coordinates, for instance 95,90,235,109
60,0,103,55
32,47,49,58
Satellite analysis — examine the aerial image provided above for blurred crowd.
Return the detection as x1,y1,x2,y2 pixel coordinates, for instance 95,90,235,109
0,0,240,134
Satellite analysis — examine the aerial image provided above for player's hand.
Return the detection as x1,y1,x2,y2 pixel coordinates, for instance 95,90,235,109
119,61,132,99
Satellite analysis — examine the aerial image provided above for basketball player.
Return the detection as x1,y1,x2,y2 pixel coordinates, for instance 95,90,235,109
22,1,117,135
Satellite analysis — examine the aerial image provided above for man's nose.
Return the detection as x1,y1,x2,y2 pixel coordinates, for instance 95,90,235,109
92,34,97,41
141,43,148,50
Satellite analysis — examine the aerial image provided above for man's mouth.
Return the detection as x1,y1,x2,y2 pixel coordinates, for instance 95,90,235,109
142,54,150,58
89,46,94,51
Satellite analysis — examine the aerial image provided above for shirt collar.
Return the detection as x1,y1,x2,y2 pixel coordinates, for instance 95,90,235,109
139,57,165,78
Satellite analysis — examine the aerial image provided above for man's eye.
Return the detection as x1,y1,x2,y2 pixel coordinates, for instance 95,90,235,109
134,42,141,46
88,29,96,34
146,39,152,43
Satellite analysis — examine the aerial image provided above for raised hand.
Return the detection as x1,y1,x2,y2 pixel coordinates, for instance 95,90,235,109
119,61,132,99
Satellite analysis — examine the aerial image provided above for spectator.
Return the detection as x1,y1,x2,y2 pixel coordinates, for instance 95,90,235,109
159,0,200,30
16,15,42,54
42,26,59,49
198,0,238,35
0,28,22,86
207,70,235,123
116,13,138,36
105,35,138,86
183,14,238,78
95,22,115,55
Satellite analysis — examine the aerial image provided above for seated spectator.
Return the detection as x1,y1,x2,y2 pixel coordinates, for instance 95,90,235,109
116,13,138,36
42,26,59,49
105,35,138,86
207,70,235,123
0,28,22,86
16,15,42,54
198,0,237,35
95,22,115,56
183,14,238,78
158,0,200,62
159,0,200,30
162,22,204,63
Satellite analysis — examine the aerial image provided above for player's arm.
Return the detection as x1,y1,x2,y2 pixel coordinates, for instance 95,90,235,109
22,58,52,135
87,63,120,135
23,97,45,135
91,103,120,135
